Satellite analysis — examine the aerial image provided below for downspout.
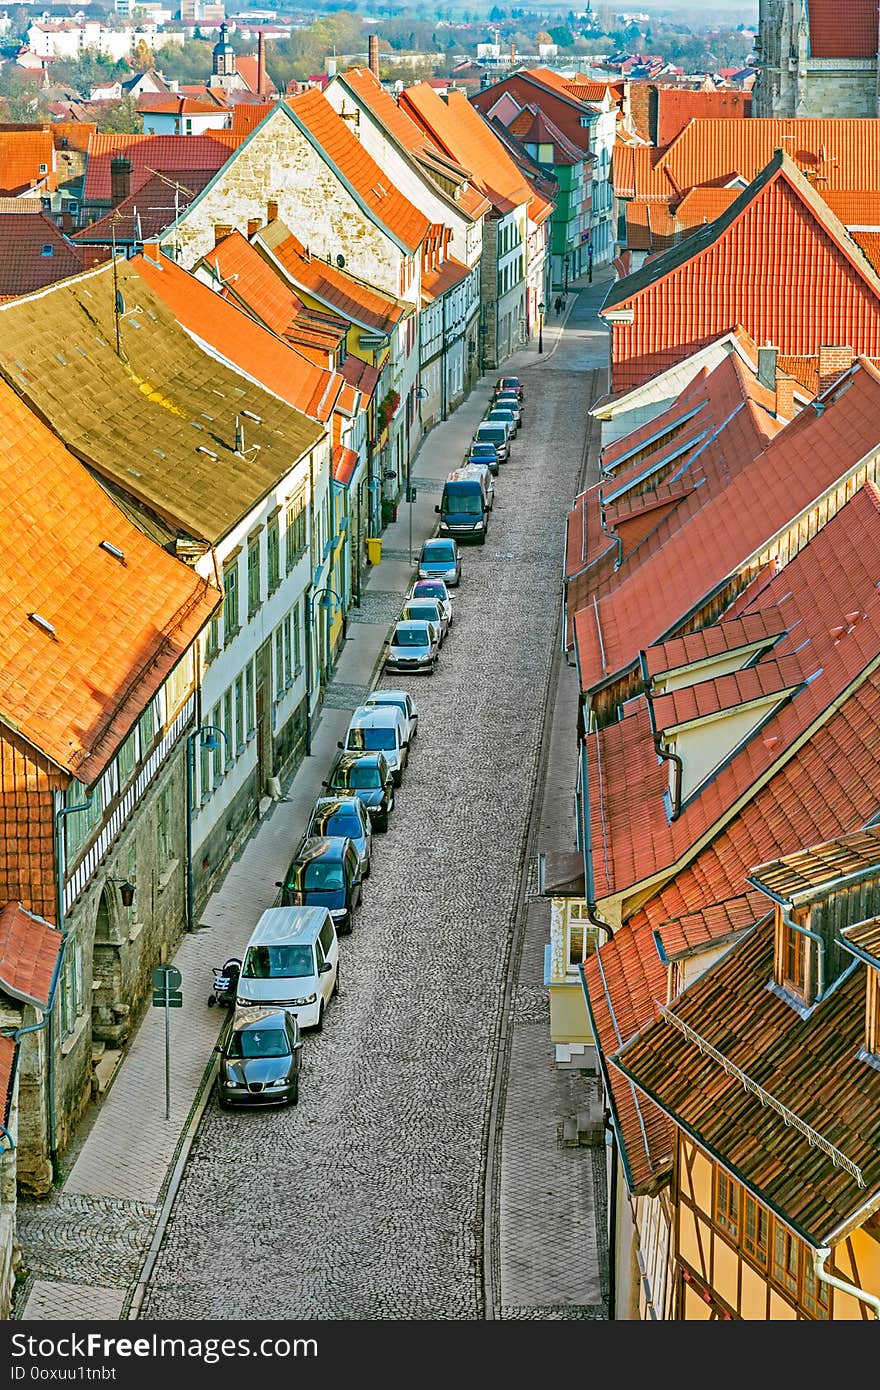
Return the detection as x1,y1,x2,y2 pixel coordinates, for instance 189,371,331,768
653,732,683,821
440,291,448,422
605,1109,618,1319
813,1247,880,1320
579,736,614,942
304,582,313,757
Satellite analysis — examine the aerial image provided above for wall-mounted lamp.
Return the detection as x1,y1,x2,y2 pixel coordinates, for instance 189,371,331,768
108,878,136,907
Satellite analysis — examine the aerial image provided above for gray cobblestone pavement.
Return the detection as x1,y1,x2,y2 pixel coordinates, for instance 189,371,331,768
13,275,612,1322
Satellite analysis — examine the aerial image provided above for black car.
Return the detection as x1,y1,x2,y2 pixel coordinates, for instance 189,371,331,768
277,835,362,934
322,749,395,832
217,1007,302,1108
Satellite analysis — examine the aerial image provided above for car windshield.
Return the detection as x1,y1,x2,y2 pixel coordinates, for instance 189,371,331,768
394,627,428,647
442,486,482,514
478,427,505,443
368,697,407,717
339,765,382,789
302,860,345,890
226,1027,290,1059
501,379,519,390
347,727,396,751
323,810,362,838
241,944,313,979
414,582,445,601
404,603,439,622
423,542,456,561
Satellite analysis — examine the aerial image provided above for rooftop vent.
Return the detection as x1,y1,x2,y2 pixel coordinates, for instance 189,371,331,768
29,612,56,638
99,540,125,563
196,445,218,460
240,409,262,423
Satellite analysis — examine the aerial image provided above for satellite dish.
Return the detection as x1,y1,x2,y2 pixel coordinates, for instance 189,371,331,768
115,290,125,315
336,254,345,269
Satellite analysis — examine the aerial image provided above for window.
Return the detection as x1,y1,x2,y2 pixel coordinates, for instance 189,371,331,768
742,1193,768,1268
274,626,284,701
138,699,156,753
868,970,880,1056
283,613,293,687
164,651,193,721
223,689,234,769
116,726,139,788
566,902,600,972
60,932,83,1037
714,1170,739,1240
715,1165,829,1317
210,702,222,787
199,727,211,803
293,602,302,673
38,162,48,174
782,913,807,995
64,780,103,863
247,536,261,618
40,243,54,257
802,1256,831,1319
234,674,245,754
223,556,239,641
156,783,173,862
245,661,255,738
267,515,280,593
772,1225,799,1297
205,614,220,663
285,491,307,571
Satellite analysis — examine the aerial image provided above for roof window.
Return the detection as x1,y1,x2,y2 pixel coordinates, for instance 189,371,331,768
28,612,56,638
40,244,54,258
99,540,125,562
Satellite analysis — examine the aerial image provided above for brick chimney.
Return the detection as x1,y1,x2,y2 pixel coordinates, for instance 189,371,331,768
266,199,278,223
257,30,266,95
775,372,796,421
109,155,131,207
817,344,854,396
213,223,232,246
368,33,380,78
757,341,777,391
247,217,261,238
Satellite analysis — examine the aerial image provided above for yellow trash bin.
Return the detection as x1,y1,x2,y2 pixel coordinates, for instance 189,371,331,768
366,536,382,566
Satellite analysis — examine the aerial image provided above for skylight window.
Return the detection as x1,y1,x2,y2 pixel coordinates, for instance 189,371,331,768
29,612,56,637
40,244,54,258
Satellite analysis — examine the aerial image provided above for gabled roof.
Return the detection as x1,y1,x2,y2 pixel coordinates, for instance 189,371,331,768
655,87,751,147
132,251,350,424
255,218,409,336
611,916,880,1246
507,105,584,166
0,260,324,549
138,96,230,116
401,82,533,215
0,129,55,196
583,484,880,903
0,212,101,299
421,255,472,302
82,132,233,203
287,88,429,253
0,903,62,1007
747,824,880,906
72,168,217,245
809,0,878,58
0,372,220,780
574,358,880,694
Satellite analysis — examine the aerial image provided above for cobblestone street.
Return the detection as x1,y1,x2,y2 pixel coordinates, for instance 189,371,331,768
137,288,607,1321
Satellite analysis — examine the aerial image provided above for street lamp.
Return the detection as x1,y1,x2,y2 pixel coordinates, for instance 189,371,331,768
538,300,545,355
185,723,229,933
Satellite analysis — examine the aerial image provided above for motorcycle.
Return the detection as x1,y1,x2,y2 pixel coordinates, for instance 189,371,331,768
208,957,241,1009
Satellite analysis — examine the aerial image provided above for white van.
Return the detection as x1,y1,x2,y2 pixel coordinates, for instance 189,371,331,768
235,906,339,1032
341,703,408,785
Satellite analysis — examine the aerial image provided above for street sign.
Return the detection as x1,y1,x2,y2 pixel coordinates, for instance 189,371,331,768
152,990,182,1008
152,964,181,992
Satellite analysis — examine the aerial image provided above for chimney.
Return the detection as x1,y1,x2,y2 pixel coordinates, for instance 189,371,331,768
143,238,161,265
775,372,796,421
817,344,854,395
109,155,131,207
368,33,380,78
266,198,278,223
61,209,73,233
247,217,261,238
257,30,266,95
213,223,232,247
756,341,777,391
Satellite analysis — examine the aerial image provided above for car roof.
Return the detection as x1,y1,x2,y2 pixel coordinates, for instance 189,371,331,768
445,468,482,483
231,1006,291,1032
331,749,387,771
309,796,366,822
348,703,404,727
365,689,412,705
247,905,329,945
292,835,351,864
393,618,433,633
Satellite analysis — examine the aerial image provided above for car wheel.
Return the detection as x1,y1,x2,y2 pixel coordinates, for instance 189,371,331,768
288,1075,299,1106
377,812,389,832
363,858,372,880
315,1000,325,1032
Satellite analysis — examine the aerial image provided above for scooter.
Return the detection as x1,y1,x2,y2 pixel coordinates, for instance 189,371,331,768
208,957,241,1009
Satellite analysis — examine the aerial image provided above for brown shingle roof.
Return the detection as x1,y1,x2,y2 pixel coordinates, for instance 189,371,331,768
0,212,97,299
746,825,880,905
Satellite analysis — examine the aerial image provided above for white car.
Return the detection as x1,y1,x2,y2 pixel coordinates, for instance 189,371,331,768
364,689,419,746
384,619,440,675
408,576,453,630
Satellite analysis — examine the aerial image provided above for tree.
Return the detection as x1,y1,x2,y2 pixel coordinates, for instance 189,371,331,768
132,39,154,73
548,25,574,48
91,97,141,134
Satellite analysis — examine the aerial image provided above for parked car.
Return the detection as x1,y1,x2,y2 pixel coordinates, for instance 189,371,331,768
493,390,522,426
495,374,524,402
385,618,441,675
401,596,448,644
467,440,500,475
435,467,490,544
217,1006,302,1108
323,749,395,831
277,835,362,934
473,421,510,464
235,905,338,1032
341,703,409,785
485,405,518,439
418,536,461,586
409,577,453,629
303,795,372,881
465,460,495,509
363,689,419,746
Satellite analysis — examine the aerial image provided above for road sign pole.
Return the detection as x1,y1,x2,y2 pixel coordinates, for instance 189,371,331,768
164,974,171,1122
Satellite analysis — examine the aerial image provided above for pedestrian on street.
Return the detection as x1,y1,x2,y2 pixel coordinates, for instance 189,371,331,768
554,295,561,316
561,295,567,312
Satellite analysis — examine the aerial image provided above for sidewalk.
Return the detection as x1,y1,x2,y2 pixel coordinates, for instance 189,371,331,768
14,313,578,1321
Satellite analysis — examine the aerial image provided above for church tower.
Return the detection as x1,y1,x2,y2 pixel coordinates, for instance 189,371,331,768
754,0,879,117
212,22,236,80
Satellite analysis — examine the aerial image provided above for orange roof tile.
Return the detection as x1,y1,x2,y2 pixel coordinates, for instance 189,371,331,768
401,82,533,215
584,484,880,901
139,96,230,116
288,88,429,253
132,251,347,424
332,444,359,486
655,88,751,146
0,130,55,196
809,0,878,58
644,610,788,679
575,358,880,694
0,212,95,298
851,229,880,275
0,374,220,780
421,255,472,302
256,219,409,336
0,902,62,1007
650,653,808,732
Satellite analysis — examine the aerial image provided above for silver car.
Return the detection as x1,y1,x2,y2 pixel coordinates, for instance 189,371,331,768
363,689,419,746
385,619,440,674
401,597,448,644
409,577,453,630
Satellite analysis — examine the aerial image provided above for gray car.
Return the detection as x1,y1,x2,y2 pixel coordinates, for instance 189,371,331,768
217,1007,302,1108
418,536,461,587
385,618,441,674
401,597,448,644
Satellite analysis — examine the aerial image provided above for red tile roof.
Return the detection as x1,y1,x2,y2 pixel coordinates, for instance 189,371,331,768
340,353,379,398
0,130,55,196
809,0,878,58
604,152,880,395
332,444,359,486
584,484,880,902
421,255,472,301
644,610,789,679
401,82,533,215
256,218,409,336
83,133,233,203
288,88,430,253
650,653,808,732
138,96,229,116
0,901,62,1007
655,87,751,146
0,212,100,299
575,357,880,693
235,55,276,96
507,105,584,165
132,251,349,423
72,169,217,245
0,374,220,780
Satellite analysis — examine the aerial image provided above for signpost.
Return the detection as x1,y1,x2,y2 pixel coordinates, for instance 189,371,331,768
152,964,182,1121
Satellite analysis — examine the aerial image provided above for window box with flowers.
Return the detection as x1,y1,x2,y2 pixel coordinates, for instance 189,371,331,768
377,389,400,434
